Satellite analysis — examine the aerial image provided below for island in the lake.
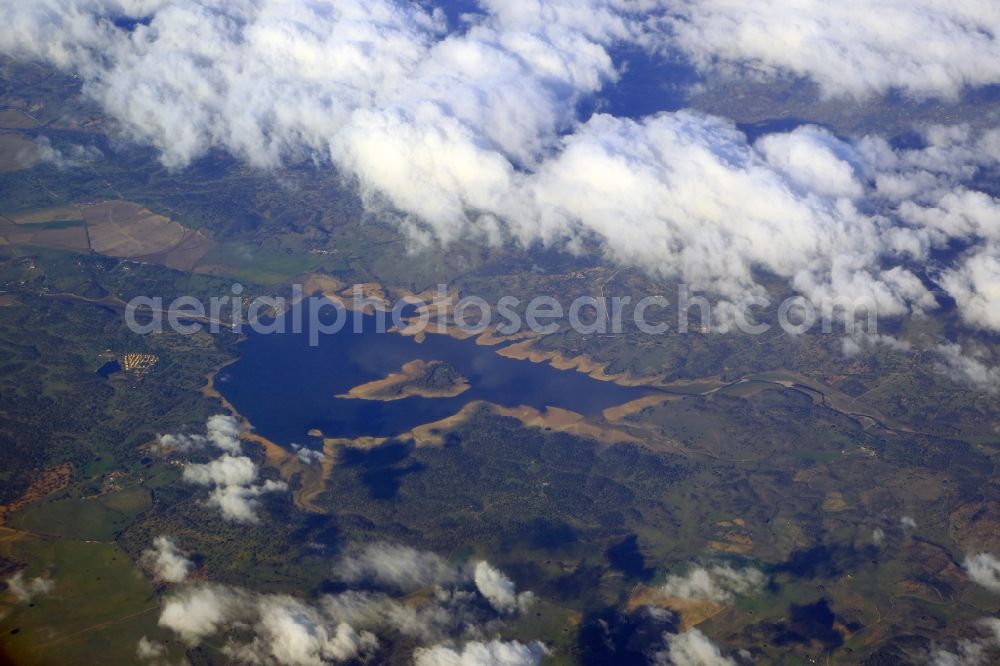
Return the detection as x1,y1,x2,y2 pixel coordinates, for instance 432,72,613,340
337,359,470,401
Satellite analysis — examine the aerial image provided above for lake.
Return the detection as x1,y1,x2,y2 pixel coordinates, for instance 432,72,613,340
216,311,653,446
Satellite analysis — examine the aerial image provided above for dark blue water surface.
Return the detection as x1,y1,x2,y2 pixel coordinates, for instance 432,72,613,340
216,312,652,446
97,360,122,378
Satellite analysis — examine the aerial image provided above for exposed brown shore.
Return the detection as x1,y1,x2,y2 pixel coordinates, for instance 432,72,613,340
336,359,470,401
304,277,659,387
314,400,641,453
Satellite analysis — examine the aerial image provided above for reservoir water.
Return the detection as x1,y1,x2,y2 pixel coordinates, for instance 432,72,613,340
216,312,653,446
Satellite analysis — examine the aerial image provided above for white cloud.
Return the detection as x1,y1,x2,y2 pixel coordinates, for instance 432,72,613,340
159,584,255,645
6,572,55,604
227,595,379,666
929,619,1000,666
901,516,918,530
183,454,259,488
292,444,326,465
941,244,1000,333
665,1,1000,99
33,136,103,170
159,584,383,662
136,636,167,662
755,126,865,200
205,414,244,454
154,432,206,454
480,0,657,45
842,333,912,359
898,191,1000,245
515,111,944,318
334,544,534,620
0,0,625,169
156,414,243,455
202,481,287,524
473,561,534,614
159,545,538,663
965,553,1000,594
658,565,764,603
872,528,885,547
414,640,548,666
142,536,194,584
321,589,457,644
654,629,737,666
934,344,1000,395
166,415,288,523
334,542,464,592
3,2,1000,338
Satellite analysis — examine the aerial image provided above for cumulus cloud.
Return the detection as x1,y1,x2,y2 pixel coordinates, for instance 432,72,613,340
756,128,865,200
473,561,534,614
514,115,971,319
182,453,287,523
153,432,204,454
204,414,244,454
941,244,1000,333
334,543,534,619
158,544,538,664
334,542,464,592
183,454,259,487
841,333,912,359
929,619,1000,666
414,639,548,666
654,628,737,666
136,636,167,662
665,1,1000,99
0,0,630,168
225,595,380,666
159,583,257,645
658,565,765,603
142,536,194,584
934,344,1000,395
3,2,1000,336
291,444,326,465
156,414,244,455
204,481,288,523
160,415,287,523
964,554,1000,594
33,136,103,170
5,572,55,604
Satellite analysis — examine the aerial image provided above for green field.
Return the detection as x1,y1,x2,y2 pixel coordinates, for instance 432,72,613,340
11,487,151,541
0,538,181,666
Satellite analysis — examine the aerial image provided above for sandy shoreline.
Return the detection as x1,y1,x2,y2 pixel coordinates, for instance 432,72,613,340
336,359,470,401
